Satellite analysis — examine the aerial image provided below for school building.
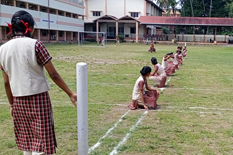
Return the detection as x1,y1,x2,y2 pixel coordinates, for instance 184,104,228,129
0,0,85,43
84,0,163,42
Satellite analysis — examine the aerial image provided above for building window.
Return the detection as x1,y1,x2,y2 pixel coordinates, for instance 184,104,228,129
118,27,124,35
73,32,76,37
130,27,136,34
93,26,96,32
66,12,71,17
93,11,101,16
29,4,36,10
40,7,47,13
58,11,64,16
73,14,77,18
131,12,139,18
50,9,56,15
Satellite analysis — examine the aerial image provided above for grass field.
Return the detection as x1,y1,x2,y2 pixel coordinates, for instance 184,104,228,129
0,43,233,155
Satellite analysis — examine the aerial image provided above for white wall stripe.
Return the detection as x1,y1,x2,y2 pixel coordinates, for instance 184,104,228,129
109,111,148,155
88,110,131,154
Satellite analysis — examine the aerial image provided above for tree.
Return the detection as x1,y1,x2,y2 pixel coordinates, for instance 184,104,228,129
158,0,178,16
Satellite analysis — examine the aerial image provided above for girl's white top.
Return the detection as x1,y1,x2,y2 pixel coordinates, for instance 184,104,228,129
162,57,167,69
173,53,178,65
132,76,145,100
0,37,50,96
155,63,166,76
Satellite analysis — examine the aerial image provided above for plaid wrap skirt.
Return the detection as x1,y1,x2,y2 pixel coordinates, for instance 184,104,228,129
13,92,57,154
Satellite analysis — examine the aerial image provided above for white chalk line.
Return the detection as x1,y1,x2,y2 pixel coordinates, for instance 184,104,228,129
109,111,148,155
88,110,130,154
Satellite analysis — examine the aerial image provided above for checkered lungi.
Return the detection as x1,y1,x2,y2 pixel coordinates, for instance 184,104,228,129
13,92,57,154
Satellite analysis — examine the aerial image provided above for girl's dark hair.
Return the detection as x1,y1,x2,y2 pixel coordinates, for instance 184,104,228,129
166,52,173,55
151,57,158,65
140,66,151,76
8,10,35,38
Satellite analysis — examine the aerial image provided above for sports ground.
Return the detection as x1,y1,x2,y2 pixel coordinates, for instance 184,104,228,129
0,43,233,155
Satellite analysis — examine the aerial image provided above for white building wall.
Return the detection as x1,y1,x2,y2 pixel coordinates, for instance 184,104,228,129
151,6,154,16
146,2,151,16
85,0,105,22
125,0,144,18
107,0,124,18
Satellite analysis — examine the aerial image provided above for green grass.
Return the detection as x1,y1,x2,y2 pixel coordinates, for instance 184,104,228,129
0,43,233,154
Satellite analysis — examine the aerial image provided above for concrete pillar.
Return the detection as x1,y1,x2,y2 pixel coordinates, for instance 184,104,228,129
37,5,40,11
214,26,217,44
116,21,118,37
56,10,58,15
96,21,99,41
37,29,41,41
56,30,59,42
136,22,138,43
105,0,107,15
64,31,66,41
26,3,29,9
13,0,16,7
85,0,88,19
71,32,73,41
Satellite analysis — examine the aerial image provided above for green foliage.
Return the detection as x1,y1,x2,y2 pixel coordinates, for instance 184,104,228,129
162,27,170,34
118,34,124,43
181,0,232,17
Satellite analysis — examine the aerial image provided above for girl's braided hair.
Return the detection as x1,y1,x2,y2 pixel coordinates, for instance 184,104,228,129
8,10,35,38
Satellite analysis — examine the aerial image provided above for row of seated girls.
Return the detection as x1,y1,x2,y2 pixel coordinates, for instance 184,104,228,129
128,46,187,110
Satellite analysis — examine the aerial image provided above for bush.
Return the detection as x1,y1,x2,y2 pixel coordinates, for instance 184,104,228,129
162,27,170,34
118,35,124,42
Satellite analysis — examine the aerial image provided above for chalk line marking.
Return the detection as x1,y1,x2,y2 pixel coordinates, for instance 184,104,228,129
109,111,148,155
88,110,130,154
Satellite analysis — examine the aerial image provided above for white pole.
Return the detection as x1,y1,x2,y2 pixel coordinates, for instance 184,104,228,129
76,62,88,155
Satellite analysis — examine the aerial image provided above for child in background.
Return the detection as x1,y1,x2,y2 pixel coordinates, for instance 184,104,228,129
116,35,120,46
146,38,149,45
148,41,156,53
0,10,77,155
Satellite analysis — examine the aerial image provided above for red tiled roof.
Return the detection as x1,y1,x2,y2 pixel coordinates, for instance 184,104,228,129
139,16,233,26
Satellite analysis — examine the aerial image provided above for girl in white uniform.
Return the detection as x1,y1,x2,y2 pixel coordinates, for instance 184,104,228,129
128,66,160,110
149,57,167,88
